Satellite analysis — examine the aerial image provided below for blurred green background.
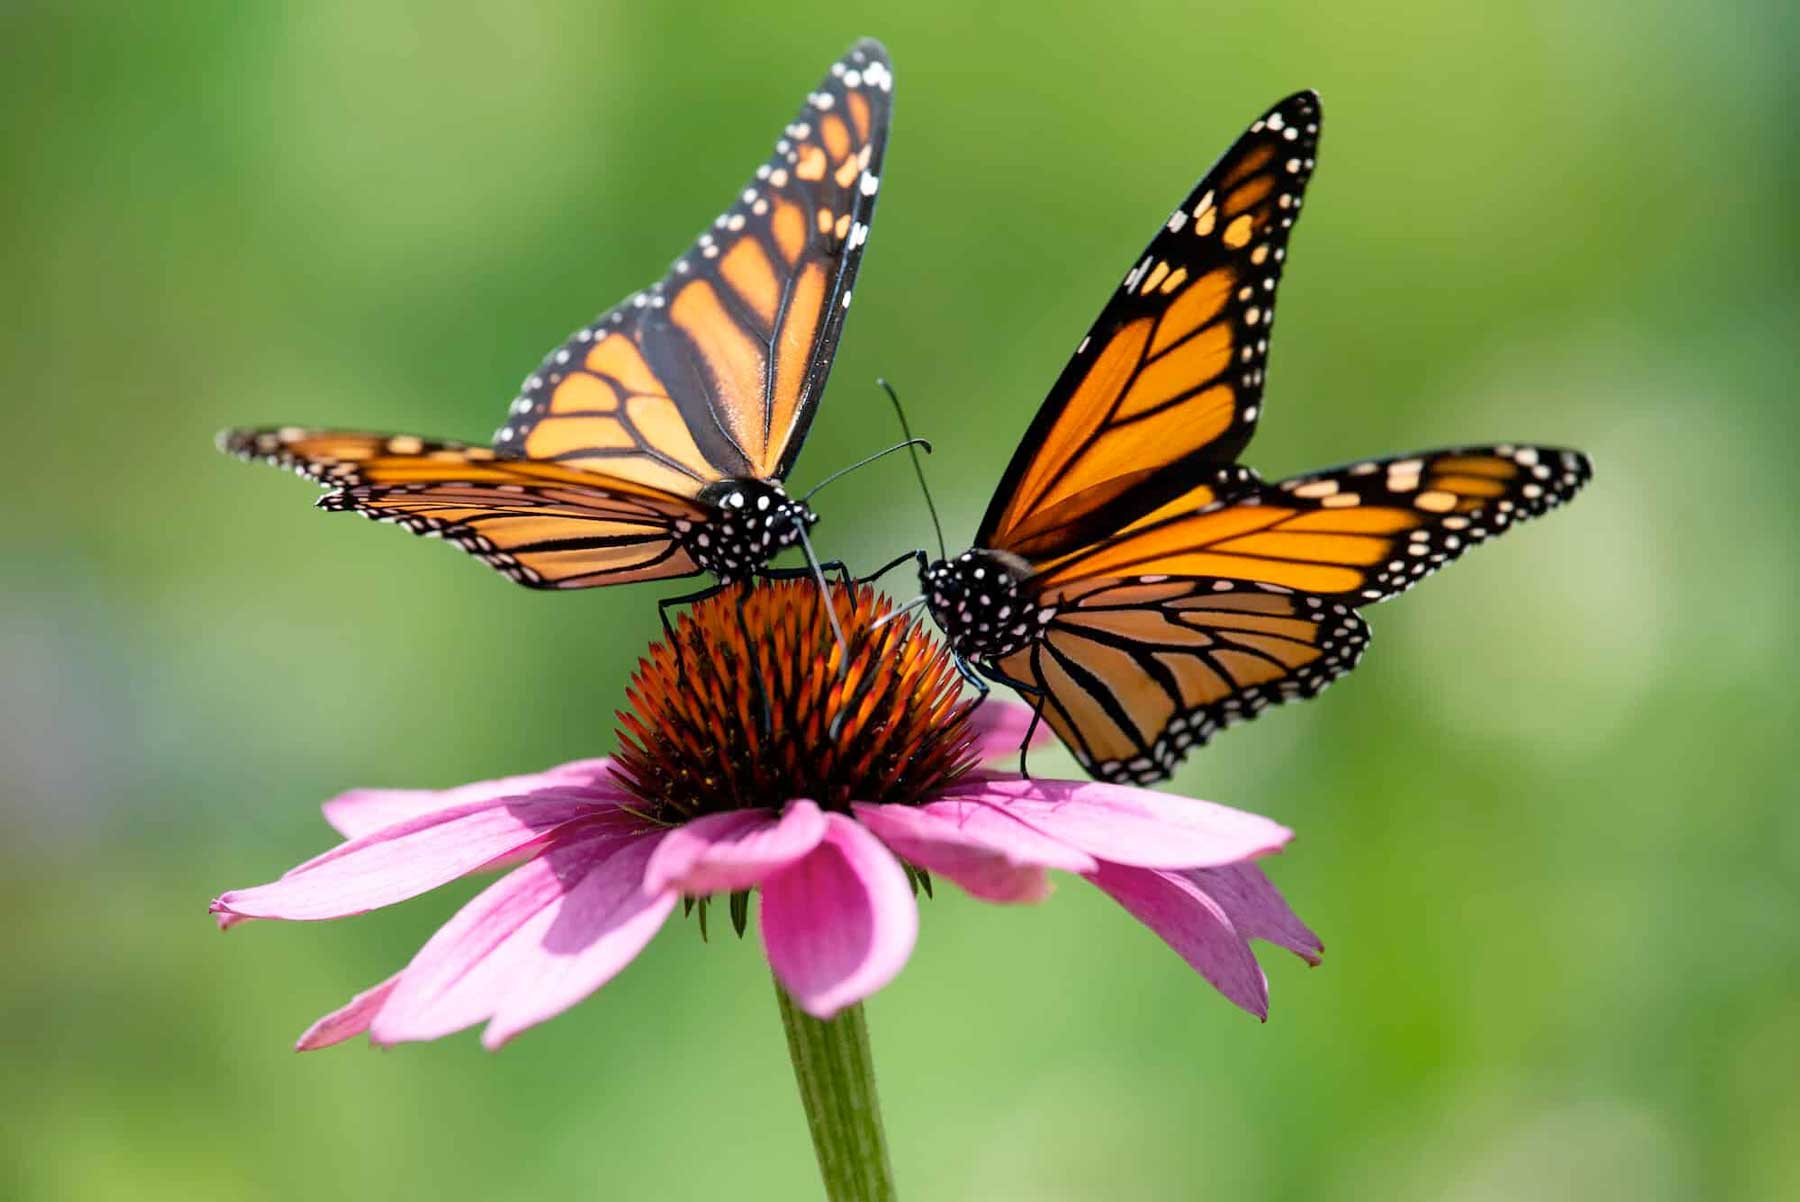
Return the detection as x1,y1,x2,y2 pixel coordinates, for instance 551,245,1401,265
4,1,1795,1199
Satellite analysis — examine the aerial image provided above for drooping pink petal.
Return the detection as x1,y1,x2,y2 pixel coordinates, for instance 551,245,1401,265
1088,861,1271,1019
946,775,1291,869
1182,863,1323,964
482,835,677,1049
967,698,1053,762
212,796,636,923
298,778,635,880
642,800,828,895
761,813,917,1019
214,779,622,931
320,759,619,839
294,973,401,1051
853,799,1096,903
368,827,631,1045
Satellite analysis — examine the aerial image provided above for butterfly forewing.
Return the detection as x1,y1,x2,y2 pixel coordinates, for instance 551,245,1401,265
977,91,1322,562
496,39,893,491
1035,444,1593,604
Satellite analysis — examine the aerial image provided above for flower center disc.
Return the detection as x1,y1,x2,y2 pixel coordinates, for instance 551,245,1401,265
613,580,977,821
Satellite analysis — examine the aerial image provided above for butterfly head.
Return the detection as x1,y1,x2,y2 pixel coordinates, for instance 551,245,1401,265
689,479,816,582
921,548,1040,660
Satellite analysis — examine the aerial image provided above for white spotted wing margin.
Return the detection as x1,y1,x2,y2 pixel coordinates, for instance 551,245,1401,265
1012,576,1370,785
315,479,703,590
1259,443,1597,606
975,90,1323,561
219,427,707,590
494,38,894,488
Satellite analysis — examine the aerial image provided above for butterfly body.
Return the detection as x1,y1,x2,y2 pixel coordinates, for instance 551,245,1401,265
685,479,816,582
924,463,1268,662
921,549,1040,660
220,40,891,594
917,91,1593,784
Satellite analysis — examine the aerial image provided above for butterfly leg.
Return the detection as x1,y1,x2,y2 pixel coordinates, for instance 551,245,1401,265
1016,694,1048,780
660,581,726,682
858,548,929,587
952,653,991,698
976,661,1040,696
976,656,1048,779
729,581,776,741
758,560,853,589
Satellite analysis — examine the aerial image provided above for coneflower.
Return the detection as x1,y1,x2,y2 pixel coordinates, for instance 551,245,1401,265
212,580,1320,1199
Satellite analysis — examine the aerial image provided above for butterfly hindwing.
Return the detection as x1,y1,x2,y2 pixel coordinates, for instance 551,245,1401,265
1034,444,1594,605
996,577,1369,784
978,91,1322,562
494,39,893,493
221,427,704,588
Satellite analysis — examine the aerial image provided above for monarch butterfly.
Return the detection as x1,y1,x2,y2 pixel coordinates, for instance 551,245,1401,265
220,39,893,592
912,90,1593,784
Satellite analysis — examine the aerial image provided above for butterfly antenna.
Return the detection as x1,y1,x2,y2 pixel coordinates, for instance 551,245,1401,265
800,438,933,504
878,377,947,562
792,520,851,671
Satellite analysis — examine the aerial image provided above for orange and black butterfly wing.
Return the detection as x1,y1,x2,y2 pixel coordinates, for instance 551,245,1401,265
218,44,891,587
996,445,1592,781
978,91,1321,563
994,578,1369,784
220,428,703,589
1033,445,1594,605
493,39,893,492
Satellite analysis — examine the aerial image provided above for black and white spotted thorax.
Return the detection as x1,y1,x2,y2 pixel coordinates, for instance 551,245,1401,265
679,479,814,582
921,549,1044,659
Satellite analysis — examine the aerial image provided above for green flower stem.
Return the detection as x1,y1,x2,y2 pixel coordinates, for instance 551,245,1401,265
773,978,897,1202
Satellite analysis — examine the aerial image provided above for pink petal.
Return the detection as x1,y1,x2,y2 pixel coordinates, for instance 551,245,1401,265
369,828,640,1045
761,813,917,1019
482,835,676,1048
294,973,401,1051
914,799,1099,873
1181,863,1323,964
946,775,1291,869
215,771,622,929
369,845,586,1043
321,759,618,839
853,800,1096,903
211,798,634,923
1089,861,1270,1019
967,698,1053,762
642,800,828,895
